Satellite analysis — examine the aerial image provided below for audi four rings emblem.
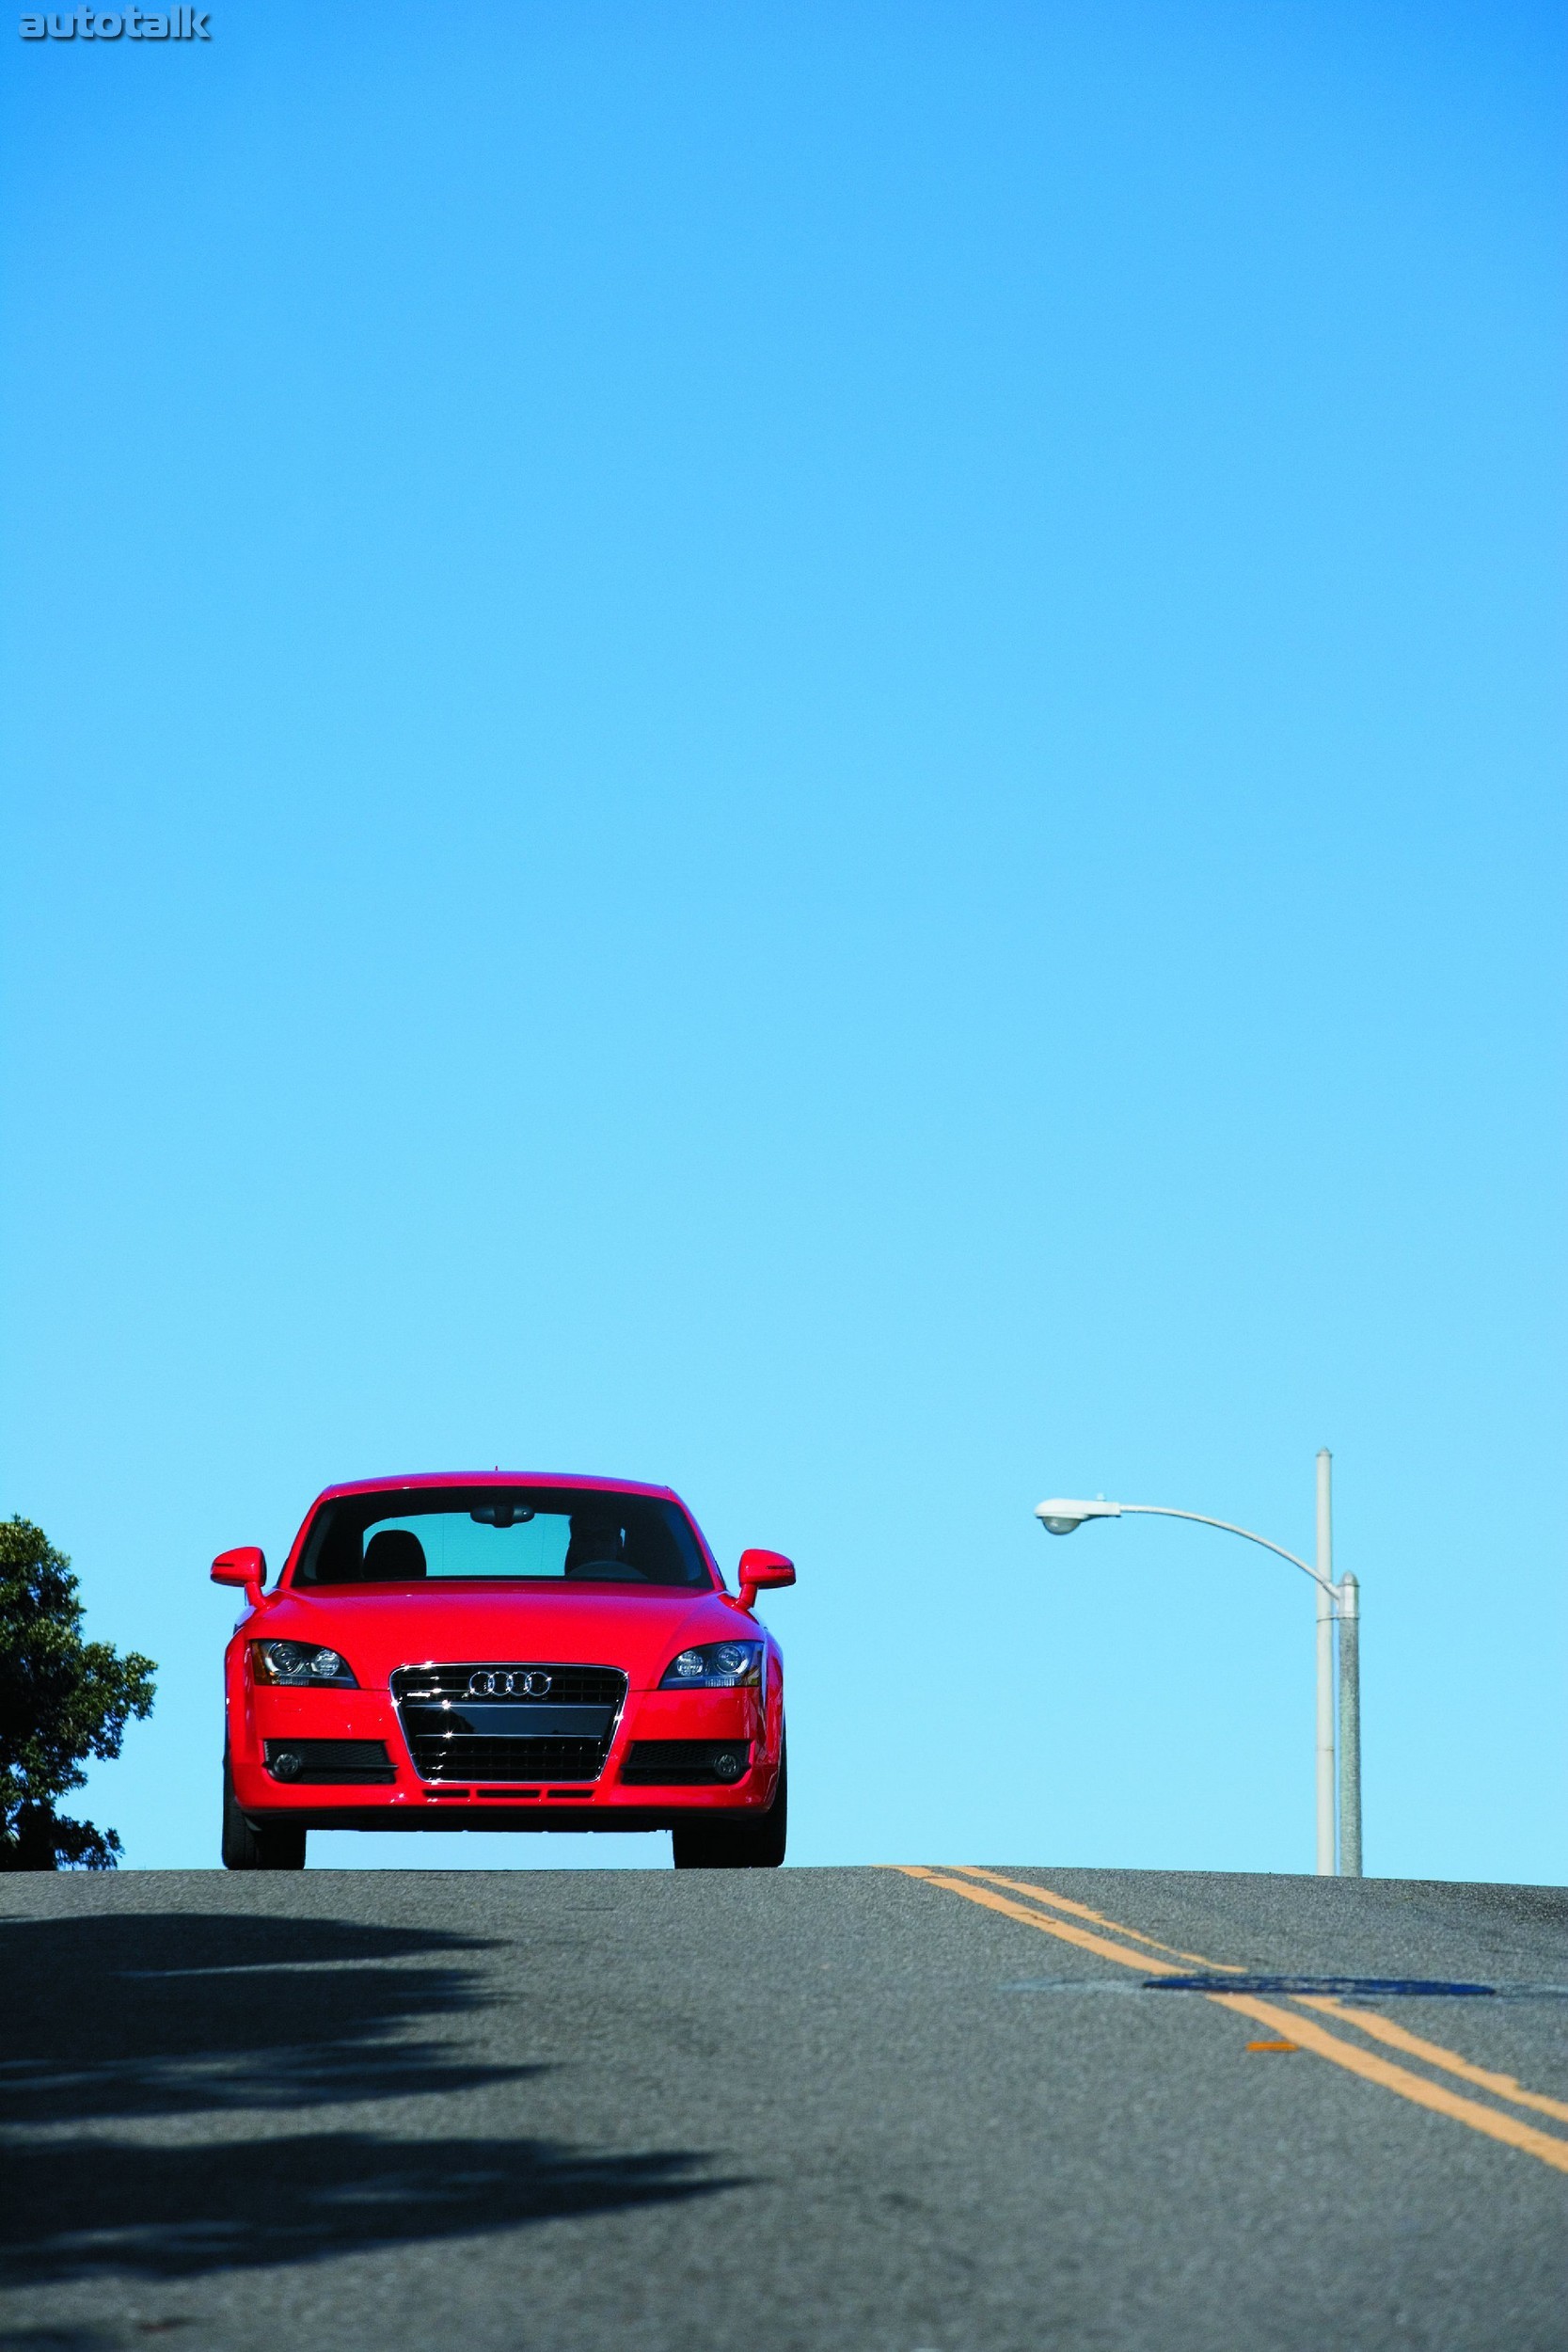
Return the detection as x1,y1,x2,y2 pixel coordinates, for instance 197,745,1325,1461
467,1669,552,1698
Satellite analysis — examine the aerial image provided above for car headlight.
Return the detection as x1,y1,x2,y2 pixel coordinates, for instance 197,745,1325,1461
659,1640,763,1690
251,1640,358,1688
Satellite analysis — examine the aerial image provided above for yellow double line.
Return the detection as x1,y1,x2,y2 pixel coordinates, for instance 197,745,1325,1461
898,1865,1568,2175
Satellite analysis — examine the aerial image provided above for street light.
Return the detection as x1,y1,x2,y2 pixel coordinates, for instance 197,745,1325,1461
1035,1450,1362,1877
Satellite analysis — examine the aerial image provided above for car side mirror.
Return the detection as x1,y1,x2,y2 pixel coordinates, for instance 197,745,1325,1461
211,1547,266,1610
737,1548,795,1613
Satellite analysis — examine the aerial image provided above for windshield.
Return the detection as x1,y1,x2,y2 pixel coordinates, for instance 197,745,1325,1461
293,1486,713,1590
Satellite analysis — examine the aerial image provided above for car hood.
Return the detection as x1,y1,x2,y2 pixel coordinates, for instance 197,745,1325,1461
247,1583,752,1692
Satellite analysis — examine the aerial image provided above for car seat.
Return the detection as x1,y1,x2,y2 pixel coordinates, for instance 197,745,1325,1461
361,1528,427,1580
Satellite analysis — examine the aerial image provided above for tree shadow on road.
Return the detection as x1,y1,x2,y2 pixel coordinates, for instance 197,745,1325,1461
0,1910,528,2122
0,1910,738,2285
0,2332,125,2350
3,2129,728,2284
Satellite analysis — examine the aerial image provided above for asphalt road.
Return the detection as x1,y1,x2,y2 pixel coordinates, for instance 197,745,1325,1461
2,1864,1564,2351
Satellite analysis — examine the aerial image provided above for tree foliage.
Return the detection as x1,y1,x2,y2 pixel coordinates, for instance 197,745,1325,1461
0,1517,156,1869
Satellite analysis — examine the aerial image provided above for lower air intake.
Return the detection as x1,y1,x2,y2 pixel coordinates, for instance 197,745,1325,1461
263,1740,396,1785
620,1740,752,1786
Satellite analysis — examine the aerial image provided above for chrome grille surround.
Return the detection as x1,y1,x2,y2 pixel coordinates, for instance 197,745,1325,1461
391,1661,628,1784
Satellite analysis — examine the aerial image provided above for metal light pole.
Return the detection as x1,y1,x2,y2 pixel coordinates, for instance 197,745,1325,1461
1315,1449,1336,1875
1036,1458,1363,1876
1338,1569,1362,1876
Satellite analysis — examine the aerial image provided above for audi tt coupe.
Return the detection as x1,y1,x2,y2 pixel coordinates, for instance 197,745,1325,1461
214,1473,794,1870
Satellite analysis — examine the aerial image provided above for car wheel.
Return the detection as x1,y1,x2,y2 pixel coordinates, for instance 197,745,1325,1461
672,1744,786,1870
222,1756,307,1871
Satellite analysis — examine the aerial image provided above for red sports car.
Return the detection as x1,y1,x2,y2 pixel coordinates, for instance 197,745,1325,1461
213,1473,793,1870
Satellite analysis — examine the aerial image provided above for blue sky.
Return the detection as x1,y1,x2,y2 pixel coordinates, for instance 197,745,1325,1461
2,0,1562,1881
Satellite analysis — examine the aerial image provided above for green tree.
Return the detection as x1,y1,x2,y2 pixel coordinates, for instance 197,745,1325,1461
0,1517,156,1869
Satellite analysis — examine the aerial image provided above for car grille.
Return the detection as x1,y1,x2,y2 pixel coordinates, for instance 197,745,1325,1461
413,1736,606,1782
394,1664,626,1707
390,1662,627,1784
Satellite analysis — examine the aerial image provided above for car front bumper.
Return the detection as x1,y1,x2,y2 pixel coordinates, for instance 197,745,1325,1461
227,1677,783,1828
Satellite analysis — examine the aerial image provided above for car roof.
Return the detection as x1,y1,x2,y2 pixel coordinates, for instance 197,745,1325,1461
309,1471,686,1505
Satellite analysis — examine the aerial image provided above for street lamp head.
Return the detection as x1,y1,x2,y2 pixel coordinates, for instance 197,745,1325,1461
1035,1499,1122,1535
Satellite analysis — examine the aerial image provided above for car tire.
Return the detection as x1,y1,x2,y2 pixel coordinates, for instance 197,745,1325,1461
672,1743,786,1870
221,1756,307,1871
